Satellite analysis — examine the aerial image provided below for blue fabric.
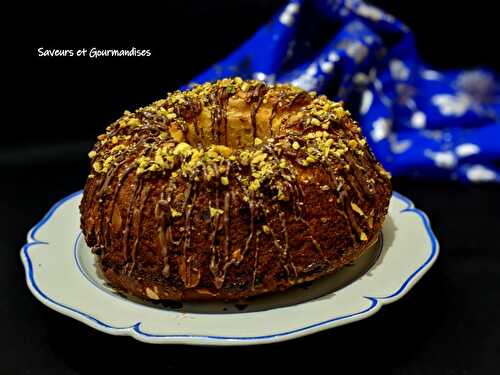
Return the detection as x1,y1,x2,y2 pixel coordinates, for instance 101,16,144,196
187,0,500,183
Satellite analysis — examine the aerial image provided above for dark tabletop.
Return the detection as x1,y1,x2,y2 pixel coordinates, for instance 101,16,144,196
6,1,499,373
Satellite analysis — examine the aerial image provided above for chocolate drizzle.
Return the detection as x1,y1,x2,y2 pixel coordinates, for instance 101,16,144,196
128,185,152,275
180,181,198,288
243,192,256,259
94,158,127,258
277,211,297,277
105,164,136,251
251,230,260,290
121,178,144,265
222,191,231,263
247,83,268,138
155,190,170,277
209,86,233,145
268,94,282,134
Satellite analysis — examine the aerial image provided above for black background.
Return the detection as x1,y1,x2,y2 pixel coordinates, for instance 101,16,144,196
4,1,500,374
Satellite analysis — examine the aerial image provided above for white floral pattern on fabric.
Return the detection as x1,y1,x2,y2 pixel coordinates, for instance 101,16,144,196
356,3,395,23
455,143,480,158
466,164,497,182
424,150,457,169
389,59,410,81
421,69,442,80
360,90,373,115
432,94,472,116
345,41,369,63
279,2,301,27
290,64,320,91
320,60,334,74
371,118,391,142
411,111,427,129
253,72,268,81
328,51,340,62
388,134,412,154
455,71,497,102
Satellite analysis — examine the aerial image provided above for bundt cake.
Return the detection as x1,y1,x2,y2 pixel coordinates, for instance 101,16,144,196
80,78,392,302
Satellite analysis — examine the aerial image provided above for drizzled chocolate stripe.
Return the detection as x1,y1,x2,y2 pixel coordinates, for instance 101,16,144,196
93,157,128,254
243,192,256,259
180,182,198,288
268,92,285,134
209,86,233,145
121,178,144,265
222,191,231,261
268,211,297,278
324,162,358,246
156,176,184,278
344,151,374,197
183,97,203,145
104,164,136,251
128,185,152,275
251,231,260,290
248,83,268,139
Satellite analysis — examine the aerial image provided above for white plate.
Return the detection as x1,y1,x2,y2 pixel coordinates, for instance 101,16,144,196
21,190,438,346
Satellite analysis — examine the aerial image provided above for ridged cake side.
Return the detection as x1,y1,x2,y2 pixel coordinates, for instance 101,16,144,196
80,78,392,301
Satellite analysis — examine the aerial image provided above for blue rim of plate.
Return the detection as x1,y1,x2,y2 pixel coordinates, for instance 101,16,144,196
20,190,439,344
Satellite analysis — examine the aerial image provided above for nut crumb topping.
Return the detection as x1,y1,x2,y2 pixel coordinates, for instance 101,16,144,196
86,77,390,223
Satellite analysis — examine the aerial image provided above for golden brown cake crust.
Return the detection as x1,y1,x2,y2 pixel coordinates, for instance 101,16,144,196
80,78,392,302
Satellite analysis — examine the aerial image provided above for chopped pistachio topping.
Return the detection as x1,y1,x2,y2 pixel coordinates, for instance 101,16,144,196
249,179,261,191
306,155,317,164
251,152,268,164
209,206,224,217
348,139,358,148
351,202,366,217
87,78,376,215
173,142,192,157
241,82,250,92
170,208,183,218
310,118,321,126
92,161,102,172
377,165,392,179
127,118,141,127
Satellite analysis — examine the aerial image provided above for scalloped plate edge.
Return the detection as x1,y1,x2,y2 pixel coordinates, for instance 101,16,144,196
20,190,439,345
